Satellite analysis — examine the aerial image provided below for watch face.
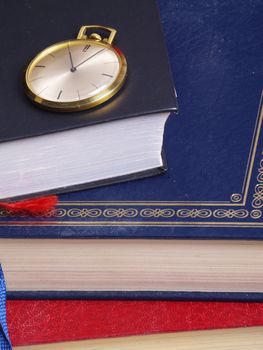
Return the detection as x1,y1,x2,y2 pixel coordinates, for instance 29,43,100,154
25,39,127,111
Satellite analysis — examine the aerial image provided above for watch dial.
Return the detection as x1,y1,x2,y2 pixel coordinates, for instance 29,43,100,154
26,41,121,103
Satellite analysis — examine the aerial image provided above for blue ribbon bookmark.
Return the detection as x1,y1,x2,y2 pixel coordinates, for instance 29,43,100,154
0,265,12,350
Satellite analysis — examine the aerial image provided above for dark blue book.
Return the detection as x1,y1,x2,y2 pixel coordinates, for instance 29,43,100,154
1,0,263,300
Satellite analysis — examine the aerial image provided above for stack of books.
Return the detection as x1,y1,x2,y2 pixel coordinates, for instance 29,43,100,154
1,0,263,348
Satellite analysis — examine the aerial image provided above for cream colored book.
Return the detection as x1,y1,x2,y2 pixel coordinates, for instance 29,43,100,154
15,327,263,350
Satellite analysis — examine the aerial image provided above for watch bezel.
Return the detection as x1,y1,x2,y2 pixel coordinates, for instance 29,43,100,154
25,39,127,112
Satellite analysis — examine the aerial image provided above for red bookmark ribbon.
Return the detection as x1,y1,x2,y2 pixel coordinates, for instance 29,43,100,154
0,195,58,215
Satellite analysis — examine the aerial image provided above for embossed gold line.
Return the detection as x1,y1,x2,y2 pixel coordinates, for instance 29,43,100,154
58,201,237,206
1,221,263,227
242,93,263,195
243,96,263,204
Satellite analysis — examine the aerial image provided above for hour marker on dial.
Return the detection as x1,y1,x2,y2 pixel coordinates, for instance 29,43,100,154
57,90,62,100
83,45,90,52
37,86,49,96
91,83,98,90
29,76,44,83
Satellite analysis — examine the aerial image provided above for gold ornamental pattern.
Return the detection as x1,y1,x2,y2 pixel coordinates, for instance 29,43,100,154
252,159,263,208
176,209,212,218
0,207,258,220
140,209,175,218
230,193,243,203
103,208,138,218
213,209,249,219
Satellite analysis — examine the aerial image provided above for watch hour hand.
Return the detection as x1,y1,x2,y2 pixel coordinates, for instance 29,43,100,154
74,48,105,69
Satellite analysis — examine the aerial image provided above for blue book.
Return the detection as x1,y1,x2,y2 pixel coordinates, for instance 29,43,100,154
1,0,263,300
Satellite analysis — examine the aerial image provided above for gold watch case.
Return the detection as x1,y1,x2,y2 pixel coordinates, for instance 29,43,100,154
25,25,127,112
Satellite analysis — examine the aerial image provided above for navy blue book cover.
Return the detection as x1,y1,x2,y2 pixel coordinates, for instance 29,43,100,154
2,0,263,301
0,0,262,240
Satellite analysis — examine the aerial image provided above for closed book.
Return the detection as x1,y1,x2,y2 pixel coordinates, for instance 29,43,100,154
0,0,177,200
7,299,263,347
1,0,263,300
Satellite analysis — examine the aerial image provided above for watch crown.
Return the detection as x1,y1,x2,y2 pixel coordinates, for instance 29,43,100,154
89,33,102,41
77,26,117,44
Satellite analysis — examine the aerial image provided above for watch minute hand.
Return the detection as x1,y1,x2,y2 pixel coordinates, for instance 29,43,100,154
68,44,76,72
74,49,105,69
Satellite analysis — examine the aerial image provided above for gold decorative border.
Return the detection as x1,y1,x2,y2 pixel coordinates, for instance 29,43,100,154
0,93,262,227
0,208,259,220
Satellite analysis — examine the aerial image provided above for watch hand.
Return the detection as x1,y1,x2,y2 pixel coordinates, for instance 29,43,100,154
68,44,76,72
74,49,105,69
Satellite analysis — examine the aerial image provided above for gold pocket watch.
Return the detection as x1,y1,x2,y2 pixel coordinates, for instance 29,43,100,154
25,25,127,112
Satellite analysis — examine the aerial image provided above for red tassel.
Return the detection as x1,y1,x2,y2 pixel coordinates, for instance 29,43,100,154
0,195,58,215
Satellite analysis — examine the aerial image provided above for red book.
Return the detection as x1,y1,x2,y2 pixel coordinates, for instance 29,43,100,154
7,300,263,347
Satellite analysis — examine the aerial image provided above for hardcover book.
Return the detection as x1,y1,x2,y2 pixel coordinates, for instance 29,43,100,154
0,0,177,200
7,299,263,346
0,0,263,300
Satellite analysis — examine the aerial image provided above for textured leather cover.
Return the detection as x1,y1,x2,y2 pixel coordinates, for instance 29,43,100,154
1,0,263,299
7,299,263,346
0,0,177,142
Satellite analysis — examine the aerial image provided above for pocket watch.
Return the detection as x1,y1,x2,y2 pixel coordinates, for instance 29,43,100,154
25,25,127,112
